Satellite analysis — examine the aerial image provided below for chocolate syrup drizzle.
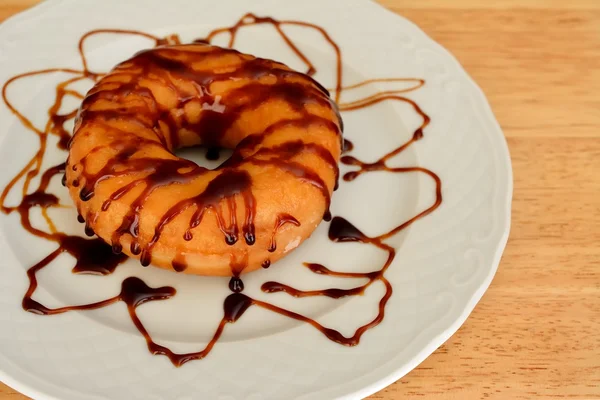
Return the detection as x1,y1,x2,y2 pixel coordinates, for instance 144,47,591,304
0,13,441,366
70,37,341,267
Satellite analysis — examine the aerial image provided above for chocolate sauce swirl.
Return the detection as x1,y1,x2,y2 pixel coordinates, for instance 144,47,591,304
0,13,441,365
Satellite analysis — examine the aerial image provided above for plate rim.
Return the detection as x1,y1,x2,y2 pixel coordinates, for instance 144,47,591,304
336,2,513,398
0,0,513,399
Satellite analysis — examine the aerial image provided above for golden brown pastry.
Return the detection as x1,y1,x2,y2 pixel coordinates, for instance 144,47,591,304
65,44,342,276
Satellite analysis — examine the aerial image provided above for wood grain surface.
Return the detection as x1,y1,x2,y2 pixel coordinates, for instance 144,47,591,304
1,0,599,399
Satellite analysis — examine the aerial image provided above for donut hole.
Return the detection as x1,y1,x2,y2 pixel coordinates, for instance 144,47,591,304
174,144,234,170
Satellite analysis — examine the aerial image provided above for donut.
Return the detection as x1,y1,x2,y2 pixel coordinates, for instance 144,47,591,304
65,44,342,276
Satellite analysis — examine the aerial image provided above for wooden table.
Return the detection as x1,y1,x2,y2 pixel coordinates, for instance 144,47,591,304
1,0,599,399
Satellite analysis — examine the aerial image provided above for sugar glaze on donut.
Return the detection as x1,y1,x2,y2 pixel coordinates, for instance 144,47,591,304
65,44,343,276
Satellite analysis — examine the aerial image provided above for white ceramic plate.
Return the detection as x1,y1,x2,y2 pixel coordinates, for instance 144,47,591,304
0,0,512,399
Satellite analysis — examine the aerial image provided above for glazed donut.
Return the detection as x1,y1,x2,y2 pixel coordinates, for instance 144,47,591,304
65,44,342,276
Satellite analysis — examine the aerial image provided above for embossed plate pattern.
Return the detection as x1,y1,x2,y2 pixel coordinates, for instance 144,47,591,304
0,0,512,399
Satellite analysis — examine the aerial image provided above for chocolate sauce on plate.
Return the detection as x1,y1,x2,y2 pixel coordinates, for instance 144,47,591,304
0,13,441,365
